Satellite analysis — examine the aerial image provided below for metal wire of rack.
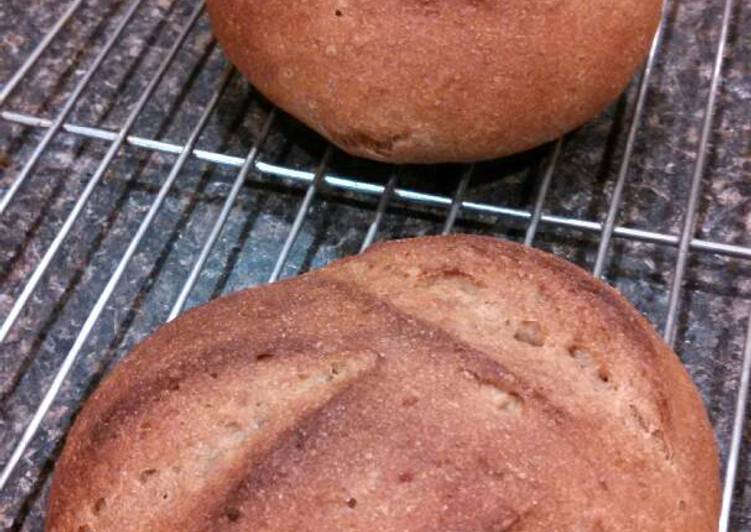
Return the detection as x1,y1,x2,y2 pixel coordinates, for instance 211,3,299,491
0,0,749,529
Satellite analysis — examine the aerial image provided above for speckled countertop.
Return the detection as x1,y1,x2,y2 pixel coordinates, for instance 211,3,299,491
0,0,750,530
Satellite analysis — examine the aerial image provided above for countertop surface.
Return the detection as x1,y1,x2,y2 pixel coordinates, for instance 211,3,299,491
1,0,750,529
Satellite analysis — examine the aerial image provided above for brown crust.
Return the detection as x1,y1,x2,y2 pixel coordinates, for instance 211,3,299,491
47,235,720,531
205,0,662,163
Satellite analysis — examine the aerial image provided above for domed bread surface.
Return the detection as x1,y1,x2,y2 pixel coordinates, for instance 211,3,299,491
205,0,662,163
47,235,719,531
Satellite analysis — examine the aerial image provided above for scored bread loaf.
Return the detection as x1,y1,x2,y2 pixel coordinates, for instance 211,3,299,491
47,235,720,531
205,0,662,163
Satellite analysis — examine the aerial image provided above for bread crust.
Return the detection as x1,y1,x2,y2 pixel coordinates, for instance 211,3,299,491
47,235,720,531
205,0,662,163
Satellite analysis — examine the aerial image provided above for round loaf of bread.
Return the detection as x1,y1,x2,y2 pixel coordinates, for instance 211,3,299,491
47,236,719,531
206,0,662,163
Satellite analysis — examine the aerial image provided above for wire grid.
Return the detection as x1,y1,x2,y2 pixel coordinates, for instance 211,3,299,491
0,0,749,529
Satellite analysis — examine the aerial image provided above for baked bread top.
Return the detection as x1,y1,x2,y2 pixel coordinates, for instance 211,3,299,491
206,0,662,163
47,235,719,531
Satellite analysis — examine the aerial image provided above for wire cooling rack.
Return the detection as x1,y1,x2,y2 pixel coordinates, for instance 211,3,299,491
0,0,749,529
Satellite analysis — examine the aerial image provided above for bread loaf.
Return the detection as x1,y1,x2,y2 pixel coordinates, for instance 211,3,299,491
206,0,662,163
47,235,720,531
